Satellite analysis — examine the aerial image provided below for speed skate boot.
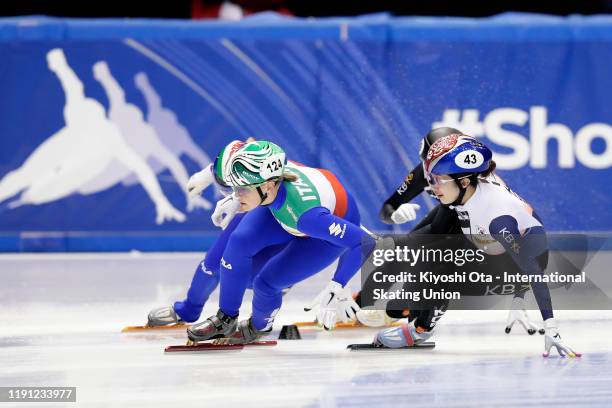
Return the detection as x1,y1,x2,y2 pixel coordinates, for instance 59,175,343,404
225,318,272,345
187,309,237,343
373,321,434,348
147,305,184,327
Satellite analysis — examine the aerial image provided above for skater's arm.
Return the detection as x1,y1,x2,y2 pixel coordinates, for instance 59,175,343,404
297,207,376,286
187,164,232,198
489,215,553,320
379,164,428,224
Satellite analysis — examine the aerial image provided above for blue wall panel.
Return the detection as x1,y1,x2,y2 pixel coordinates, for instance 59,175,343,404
0,14,610,251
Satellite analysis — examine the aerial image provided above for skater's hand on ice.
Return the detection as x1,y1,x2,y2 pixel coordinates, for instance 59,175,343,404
543,318,581,358
187,164,214,198
211,193,240,229
505,295,544,335
304,281,360,330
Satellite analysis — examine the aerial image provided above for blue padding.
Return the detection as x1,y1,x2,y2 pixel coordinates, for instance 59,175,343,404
0,233,218,252
0,13,610,252
0,233,609,252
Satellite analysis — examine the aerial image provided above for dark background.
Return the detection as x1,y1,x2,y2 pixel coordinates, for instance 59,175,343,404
0,0,610,19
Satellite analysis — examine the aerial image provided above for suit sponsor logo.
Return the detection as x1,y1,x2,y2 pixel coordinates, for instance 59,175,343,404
328,222,346,238
221,257,232,270
396,173,414,195
201,261,213,275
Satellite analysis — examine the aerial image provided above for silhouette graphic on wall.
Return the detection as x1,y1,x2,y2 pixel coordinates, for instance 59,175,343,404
0,49,186,224
134,72,212,175
84,61,211,211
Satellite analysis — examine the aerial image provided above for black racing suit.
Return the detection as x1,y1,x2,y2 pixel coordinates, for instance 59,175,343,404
357,163,462,330
361,164,542,331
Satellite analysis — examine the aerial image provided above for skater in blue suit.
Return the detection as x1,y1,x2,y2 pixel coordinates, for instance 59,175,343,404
187,140,377,344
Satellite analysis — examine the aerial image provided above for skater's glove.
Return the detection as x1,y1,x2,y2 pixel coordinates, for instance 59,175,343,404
390,203,421,224
187,164,214,198
543,318,581,358
505,295,544,335
211,193,240,230
304,281,360,330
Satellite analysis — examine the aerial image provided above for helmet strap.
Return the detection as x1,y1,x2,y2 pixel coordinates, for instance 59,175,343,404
256,186,267,204
258,178,283,206
448,174,476,206
450,183,468,206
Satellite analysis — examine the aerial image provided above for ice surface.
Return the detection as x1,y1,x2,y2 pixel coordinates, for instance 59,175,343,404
1,253,611,407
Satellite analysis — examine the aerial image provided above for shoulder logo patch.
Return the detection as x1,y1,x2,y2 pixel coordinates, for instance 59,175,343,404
329,222,346,238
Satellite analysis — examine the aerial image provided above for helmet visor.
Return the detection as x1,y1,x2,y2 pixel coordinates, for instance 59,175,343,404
426,173,470,186
232,182,266,196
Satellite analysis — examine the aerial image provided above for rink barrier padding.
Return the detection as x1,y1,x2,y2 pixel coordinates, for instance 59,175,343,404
1,13,611,251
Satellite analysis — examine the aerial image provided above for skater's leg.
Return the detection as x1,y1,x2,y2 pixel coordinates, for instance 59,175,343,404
249,243,286,289
251,238,344,330
173,213,246,321
219,206,293,317
173,260,220,322
187,208,293,342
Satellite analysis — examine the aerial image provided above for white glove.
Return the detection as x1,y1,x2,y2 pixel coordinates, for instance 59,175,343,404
390,203,421,224
304,281,360,330
505,295,544,335
187,164,214,198
543,318,581,358
211,193,240,229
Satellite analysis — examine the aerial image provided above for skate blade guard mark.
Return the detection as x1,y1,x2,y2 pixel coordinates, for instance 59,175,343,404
121,323,190,332
347,342,435,351
165,340,277,352
293,320,400,329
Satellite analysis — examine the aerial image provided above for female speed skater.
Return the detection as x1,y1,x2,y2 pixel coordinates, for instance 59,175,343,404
146,139,276,326
372,133,580,357
357,127,540,335
147,139,366,329
185,140,377,344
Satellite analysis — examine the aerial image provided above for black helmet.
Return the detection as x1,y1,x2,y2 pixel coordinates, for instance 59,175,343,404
419,127,463,161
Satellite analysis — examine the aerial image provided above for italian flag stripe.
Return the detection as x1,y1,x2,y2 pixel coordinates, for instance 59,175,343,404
318,169,348,218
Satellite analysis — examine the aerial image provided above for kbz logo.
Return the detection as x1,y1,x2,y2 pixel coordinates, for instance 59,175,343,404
434,107,612,169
